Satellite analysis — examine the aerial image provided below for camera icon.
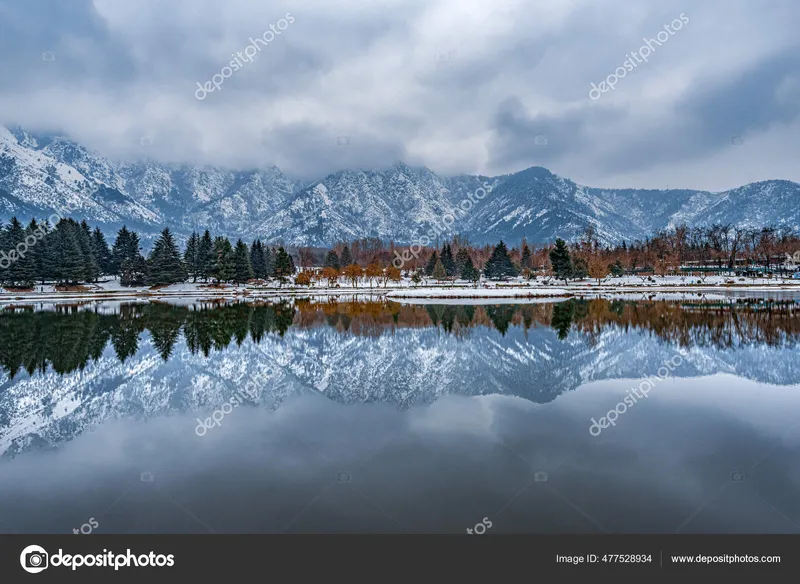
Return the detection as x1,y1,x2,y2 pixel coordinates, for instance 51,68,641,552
42,51,56,62
336,136,350,146
435,50,454,67
140,471,155,483
20,545,49,574
730,471,745,482
337,471,351,483
534,135,548,146
534,471,548,482
731,135,744,146
140,136,153,146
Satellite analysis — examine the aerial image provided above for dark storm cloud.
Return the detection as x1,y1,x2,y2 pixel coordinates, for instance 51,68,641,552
0,0,798,188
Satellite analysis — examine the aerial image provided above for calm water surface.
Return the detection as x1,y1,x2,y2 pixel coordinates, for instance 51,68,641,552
1,295,799,534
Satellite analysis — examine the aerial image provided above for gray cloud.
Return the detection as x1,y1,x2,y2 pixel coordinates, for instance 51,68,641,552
0,0,798,189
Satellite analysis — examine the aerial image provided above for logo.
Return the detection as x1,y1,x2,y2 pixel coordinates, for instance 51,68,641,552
73,517,99,535
20,545,48,574
466,517,492,534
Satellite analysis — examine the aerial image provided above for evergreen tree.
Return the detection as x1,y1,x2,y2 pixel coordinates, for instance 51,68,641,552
549,238,573,283
432,258,447,280
521,243,532,269
483,241,519,280
147,228,186,286
56,220,86,284
424,250,439,276
272,246,294,286
460,255,480,283
440,244,456,277
324,250,340,270
0,220,6,284
340,245,353,267
110,226,129,276
610,259,625,277
455,248,470,276
79,220,100,283
233,239,253,284
211,237,234,283
38,222,57,284
111,226,145,286
264,246,275,277
5,218,35,286
249,240,267,279
92,227,112,275
184,231,201,282
198,230,214,281
572,256,589,279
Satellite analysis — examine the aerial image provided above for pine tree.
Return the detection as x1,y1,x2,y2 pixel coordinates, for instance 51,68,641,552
0,220,7,285
455,248,470,276
264,247,275,277
111,226,146,286
38,222,57,284
4,218,36,286
549,238,573,283
432,258,447,280
424,250,439,276
211,237,234,283
273,247,294,286
440,244,456,277
483,241,519,280
340,245,353,267
460,255,480,283
233,239,253,285
110,226,129,276
198,230,214,281
147,228,186,286
184,231,201,282
521,243,532,269
79,220,100,283
249,240,267,279
57,220,86,284
92,228,111,275
324,250,340,270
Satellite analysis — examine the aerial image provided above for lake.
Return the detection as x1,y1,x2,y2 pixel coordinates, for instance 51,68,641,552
1,294,799,534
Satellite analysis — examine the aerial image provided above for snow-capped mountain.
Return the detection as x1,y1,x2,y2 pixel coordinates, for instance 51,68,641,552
1,126,798,246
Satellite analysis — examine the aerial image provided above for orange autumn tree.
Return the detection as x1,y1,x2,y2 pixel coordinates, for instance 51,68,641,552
383,265,401,287
588,254,609,284
365,262,382,288
342,264,363,288
321,266,339,287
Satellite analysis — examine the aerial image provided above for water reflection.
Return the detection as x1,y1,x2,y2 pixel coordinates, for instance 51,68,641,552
1,297,799,533
1,297,799,379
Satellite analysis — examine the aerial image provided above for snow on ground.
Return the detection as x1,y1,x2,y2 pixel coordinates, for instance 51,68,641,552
386,287,570,298
1,274,800,305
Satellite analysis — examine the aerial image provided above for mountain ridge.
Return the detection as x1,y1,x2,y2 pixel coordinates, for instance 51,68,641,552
1,126,798,246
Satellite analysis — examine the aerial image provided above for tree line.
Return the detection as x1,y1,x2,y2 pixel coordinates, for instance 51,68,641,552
1,215,797,288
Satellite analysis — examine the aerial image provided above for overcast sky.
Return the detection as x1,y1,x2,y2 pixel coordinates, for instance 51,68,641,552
0,0,798,190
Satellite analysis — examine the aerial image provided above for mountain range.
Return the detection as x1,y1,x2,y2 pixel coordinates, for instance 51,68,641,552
1,126,798,247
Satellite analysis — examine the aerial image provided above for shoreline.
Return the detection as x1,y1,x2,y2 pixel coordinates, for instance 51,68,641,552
1,280,800,304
